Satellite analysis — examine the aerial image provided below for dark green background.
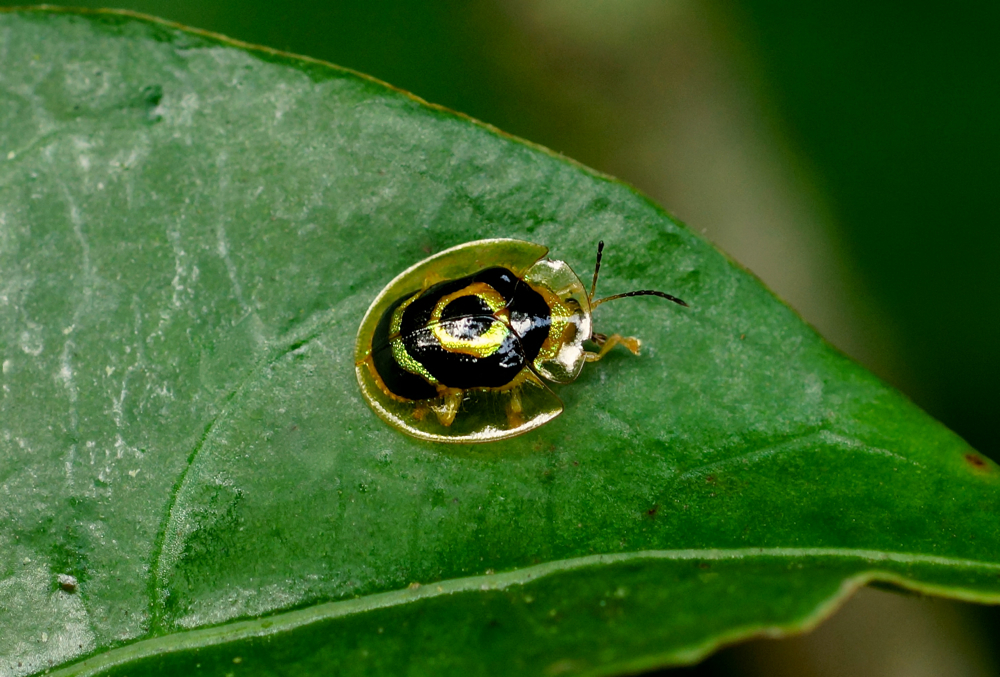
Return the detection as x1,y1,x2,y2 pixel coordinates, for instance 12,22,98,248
21,1,999,674
724,1,999,463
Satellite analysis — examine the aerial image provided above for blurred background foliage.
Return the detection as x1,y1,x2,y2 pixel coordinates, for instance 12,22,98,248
35,0,1000,675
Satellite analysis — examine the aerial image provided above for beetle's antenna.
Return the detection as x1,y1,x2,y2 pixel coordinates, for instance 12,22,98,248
591,289,688,308
589,241,687,309
588,240,604,303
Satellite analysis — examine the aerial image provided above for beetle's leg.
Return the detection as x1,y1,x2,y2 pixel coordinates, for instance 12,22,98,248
506,387,525,429
585,333,642,362
412,402,431,421
431,389,463,427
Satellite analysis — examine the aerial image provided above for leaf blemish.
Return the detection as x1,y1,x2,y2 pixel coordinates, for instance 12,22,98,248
286,339,308,353
57,573,78,593
965,453,990,471
142,85,163,107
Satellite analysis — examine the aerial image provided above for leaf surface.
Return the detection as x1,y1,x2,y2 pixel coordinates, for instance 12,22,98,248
0,9,997,677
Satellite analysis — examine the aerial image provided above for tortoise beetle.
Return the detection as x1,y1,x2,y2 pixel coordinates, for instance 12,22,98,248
354,238,686,443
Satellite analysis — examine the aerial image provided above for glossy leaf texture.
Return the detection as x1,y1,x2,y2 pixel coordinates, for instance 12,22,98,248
0,9,998,677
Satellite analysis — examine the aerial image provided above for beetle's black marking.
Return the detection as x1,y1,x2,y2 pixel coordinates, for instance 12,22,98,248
438,313,496,342
371,293,438,400
404,323,525,389
376,268,548,391
440,295,492,324
475,268,551,361
473,267,520,297
399,278,470,335
402,269,551,357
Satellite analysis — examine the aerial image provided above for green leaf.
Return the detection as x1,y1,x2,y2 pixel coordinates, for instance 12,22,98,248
1,8,997,677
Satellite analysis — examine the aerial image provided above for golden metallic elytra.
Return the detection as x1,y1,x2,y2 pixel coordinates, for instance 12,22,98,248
354,239,687,443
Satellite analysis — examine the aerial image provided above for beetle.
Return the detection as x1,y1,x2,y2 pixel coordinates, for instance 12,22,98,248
354,238,687,443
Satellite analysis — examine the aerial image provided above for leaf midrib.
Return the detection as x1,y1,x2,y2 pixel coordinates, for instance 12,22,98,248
54,546,1000,677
